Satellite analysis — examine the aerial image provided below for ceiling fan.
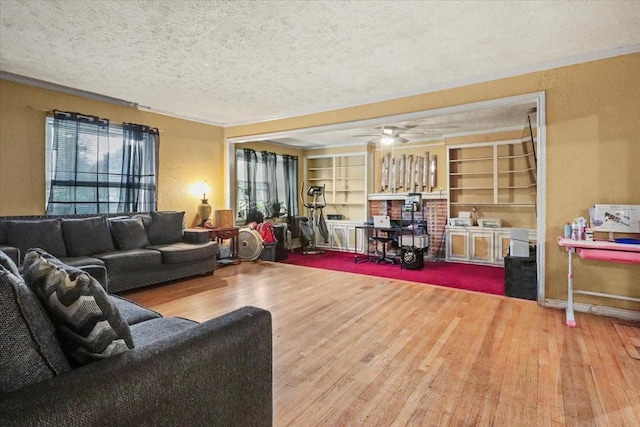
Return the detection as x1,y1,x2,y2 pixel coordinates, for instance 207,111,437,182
353,125,426,145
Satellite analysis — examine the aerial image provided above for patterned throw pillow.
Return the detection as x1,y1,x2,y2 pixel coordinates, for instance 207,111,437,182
22,249,134,366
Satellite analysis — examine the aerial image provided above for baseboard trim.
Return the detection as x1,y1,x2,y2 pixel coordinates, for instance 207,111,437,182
544,298,640,322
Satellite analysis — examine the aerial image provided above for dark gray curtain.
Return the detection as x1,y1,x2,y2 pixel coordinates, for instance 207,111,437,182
46,111,110,215
46,110,158,215
243,148,258,217
117,123,158,212
261,151,279,218
283,154,298,227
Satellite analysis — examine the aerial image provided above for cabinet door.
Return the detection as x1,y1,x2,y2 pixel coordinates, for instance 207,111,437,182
446,229,469,261
494,230,511,265
469,230,494,263
330,225,348,251
346,225,365,252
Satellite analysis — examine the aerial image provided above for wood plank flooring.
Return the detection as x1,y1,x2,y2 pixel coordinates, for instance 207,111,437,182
123,261,640,426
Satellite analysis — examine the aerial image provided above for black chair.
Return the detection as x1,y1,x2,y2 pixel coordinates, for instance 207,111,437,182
370,233,395,264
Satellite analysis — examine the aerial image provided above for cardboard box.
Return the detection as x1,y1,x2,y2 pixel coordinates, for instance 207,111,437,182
589,204,640,233
214,209,233,228
400,234,429,248
510,228,530,257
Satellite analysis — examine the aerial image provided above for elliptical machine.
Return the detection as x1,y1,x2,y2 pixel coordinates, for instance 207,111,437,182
299,184,327,254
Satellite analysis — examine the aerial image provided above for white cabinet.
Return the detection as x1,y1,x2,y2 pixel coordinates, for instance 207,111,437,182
469,230,495,264
315,220,364,252
445,226,535,266
446,228,470,261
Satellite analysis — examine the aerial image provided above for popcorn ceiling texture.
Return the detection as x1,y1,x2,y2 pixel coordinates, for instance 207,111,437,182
1,0,639,125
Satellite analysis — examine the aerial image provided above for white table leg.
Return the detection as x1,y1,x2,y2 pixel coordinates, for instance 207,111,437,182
566,248,576,327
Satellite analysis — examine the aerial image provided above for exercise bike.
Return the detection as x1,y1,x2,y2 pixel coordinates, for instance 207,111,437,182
299,184,327,254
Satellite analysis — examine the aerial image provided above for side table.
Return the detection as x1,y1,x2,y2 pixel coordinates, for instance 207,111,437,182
208,226,241,265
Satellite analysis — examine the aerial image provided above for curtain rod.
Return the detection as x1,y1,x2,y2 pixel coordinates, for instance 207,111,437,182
27,105,165,133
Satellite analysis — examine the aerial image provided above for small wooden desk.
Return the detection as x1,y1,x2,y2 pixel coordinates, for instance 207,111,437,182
557,237,640,327
209,226,240,265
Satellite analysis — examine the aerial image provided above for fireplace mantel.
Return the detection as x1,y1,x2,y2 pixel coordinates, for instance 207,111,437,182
368,191,448,201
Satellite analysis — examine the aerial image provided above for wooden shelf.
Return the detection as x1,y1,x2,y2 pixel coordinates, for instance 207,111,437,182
448,139,537,214
450,202,536,207
449,156,493,163
306,153,368,220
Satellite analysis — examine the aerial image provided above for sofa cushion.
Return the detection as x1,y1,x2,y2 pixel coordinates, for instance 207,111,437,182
0,264,71,393
133,213,152,230
61,216,115,257
96,249,162,274
149,241,218,264
1,245,21,267
109,295,162,325
110,217,150,250
0,219,8,244
22,249,134,366
0,248,20,276
60,256,106,268
147,211,185,245
6,218,67,261
129,317,197,348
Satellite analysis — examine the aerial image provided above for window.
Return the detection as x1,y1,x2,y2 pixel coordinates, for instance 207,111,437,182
235,148,298,222
45,111,158,215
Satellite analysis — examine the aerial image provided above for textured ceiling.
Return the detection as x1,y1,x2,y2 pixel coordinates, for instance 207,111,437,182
1,0,639,138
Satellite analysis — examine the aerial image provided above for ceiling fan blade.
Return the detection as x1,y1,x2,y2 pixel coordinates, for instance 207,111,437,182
353,133,380,138
398,131,426,136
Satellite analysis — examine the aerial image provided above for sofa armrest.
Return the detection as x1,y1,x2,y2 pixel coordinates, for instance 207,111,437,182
0,306,273,427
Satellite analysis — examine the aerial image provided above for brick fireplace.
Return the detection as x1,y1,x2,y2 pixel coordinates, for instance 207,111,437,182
368,197,448,259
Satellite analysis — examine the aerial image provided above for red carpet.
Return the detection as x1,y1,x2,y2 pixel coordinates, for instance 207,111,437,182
281,250,505,295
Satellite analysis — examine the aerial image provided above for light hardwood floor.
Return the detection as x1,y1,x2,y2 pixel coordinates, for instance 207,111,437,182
123,261,640,426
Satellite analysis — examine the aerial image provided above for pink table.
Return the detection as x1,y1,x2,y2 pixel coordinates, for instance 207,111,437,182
557,237,640,327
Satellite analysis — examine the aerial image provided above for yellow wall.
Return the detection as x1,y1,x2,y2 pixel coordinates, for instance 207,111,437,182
225,53,640,311
0,79,224,226
1,53,639,311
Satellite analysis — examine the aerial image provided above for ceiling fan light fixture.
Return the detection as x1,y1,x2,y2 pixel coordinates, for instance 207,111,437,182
381,136,395,145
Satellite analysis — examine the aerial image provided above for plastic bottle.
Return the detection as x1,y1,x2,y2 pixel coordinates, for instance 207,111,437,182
571,220,580,240
564,223,571,239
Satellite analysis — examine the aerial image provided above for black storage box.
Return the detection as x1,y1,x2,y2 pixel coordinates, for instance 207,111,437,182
273,224,287,261
261,242,276,262
504,250,537,300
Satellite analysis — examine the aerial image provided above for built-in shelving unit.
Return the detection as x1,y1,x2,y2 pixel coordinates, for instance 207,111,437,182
447,138,537,214
446,135,537,266
305,152,370,221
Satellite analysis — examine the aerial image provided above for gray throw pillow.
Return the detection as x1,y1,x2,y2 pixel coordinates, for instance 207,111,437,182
6,219,67,261
110,217,150,250
0,264,71,393
147,211,185,245
61,216,115,257
22,249,134,366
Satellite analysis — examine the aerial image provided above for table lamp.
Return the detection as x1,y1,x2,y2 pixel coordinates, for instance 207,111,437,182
196,181,211,226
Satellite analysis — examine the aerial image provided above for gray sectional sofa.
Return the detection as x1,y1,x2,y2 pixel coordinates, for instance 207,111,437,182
0,211,218,293
0,249,273,426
